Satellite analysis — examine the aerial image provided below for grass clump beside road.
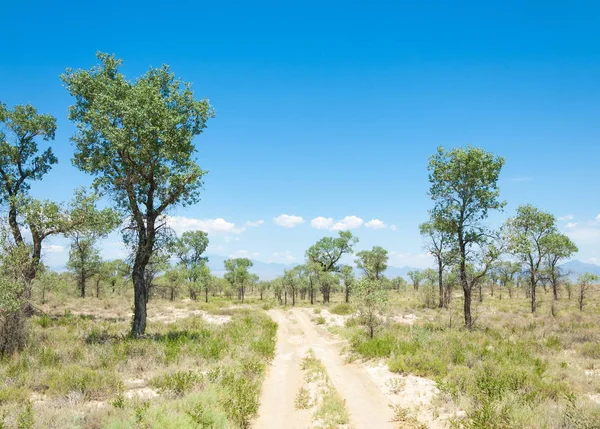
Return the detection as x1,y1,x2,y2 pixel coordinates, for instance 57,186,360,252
0,302,276,429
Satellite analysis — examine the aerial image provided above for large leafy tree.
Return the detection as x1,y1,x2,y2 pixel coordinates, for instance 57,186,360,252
419,220,456,308
503,205,557,312
305,230,358,303
0,103,58,293
544,233,578,301
428,146,505,329
355,246,388,281
62,53,214,337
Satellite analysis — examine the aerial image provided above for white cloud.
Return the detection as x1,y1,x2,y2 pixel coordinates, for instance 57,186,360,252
558,215,574,221
565,222,578,229
565,226,600,245
273,214,305,228
229,250,260,259
388,251,433,269
592,214,600,225
390,224,397,231
269,251,297,264
245,220,264,228
332,215,364,230
586,257,598,265
224,236,240,242
311,217,334,229
166,216,244,235
365,219,386,229
43,244,64,254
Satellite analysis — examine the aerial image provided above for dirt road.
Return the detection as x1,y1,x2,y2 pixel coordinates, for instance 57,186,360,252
254,308,395,429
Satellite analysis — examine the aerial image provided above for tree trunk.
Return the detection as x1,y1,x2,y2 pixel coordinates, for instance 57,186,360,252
530,272,537,313
131,263,148,337
463,286,472,330
205,287,209,303
292,288,296,306
437,260,443,308
96,279,101,298
478,283,483,303
259,290,263,300
345,284,350,303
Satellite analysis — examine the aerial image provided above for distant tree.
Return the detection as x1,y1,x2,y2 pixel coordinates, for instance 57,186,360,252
420,268,439,308
283,267,301,306
105,259,130,294
257,281,270,300
577,272,598,311
428,146,505,329
544,233,578,300
340,265,355,303
66,189,120,298
504,205,557,313
172,230,209,266
62,52,214,337
420,220,456,308
389,276,407,292
163,266,185,301
224,258,253,303
354,278,388,338
407,270,423,290
494,261,522,299
306,231,358,303
355,246,388,280
188,261,211,302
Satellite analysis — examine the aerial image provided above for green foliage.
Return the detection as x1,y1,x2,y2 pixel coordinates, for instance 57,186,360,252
306,231,358,272
43,365,124,400
62,52,214,336
330,303,353,315
353,278,388,338
295,387,311,409
355,246,388,280
151,371,203,397
427,146,505,328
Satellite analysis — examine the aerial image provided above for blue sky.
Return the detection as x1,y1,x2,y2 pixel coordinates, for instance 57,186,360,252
1,0,599,271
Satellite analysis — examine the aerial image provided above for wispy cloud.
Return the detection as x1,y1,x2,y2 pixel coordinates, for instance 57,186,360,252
365,219,386,229
310,217,334,229
332,216,364,230
245,220,264,228
273,214,305,228
558,215,574,221
166,216,245,234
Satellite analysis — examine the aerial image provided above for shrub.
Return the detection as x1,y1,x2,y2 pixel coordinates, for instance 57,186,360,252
151,371,203,397
295,387,311,409
43,365,123,400
580,342,600,359
330,303,353,315
314,315,326,325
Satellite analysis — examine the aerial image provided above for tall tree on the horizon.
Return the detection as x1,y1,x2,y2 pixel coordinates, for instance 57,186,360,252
305,230,358,303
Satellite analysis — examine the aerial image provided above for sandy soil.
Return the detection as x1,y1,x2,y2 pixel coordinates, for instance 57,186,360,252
254,308,395,429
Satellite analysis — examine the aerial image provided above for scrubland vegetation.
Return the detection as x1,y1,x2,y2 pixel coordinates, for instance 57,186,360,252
1,52,599,428
0,290,275,428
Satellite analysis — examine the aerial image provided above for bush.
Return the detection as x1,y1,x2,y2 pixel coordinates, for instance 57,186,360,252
330,303,353,315
151,371,203,397
43,365,123,400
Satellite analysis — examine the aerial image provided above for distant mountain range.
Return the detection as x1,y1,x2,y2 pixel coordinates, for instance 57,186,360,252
205,255,600,282
559,260,600,280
